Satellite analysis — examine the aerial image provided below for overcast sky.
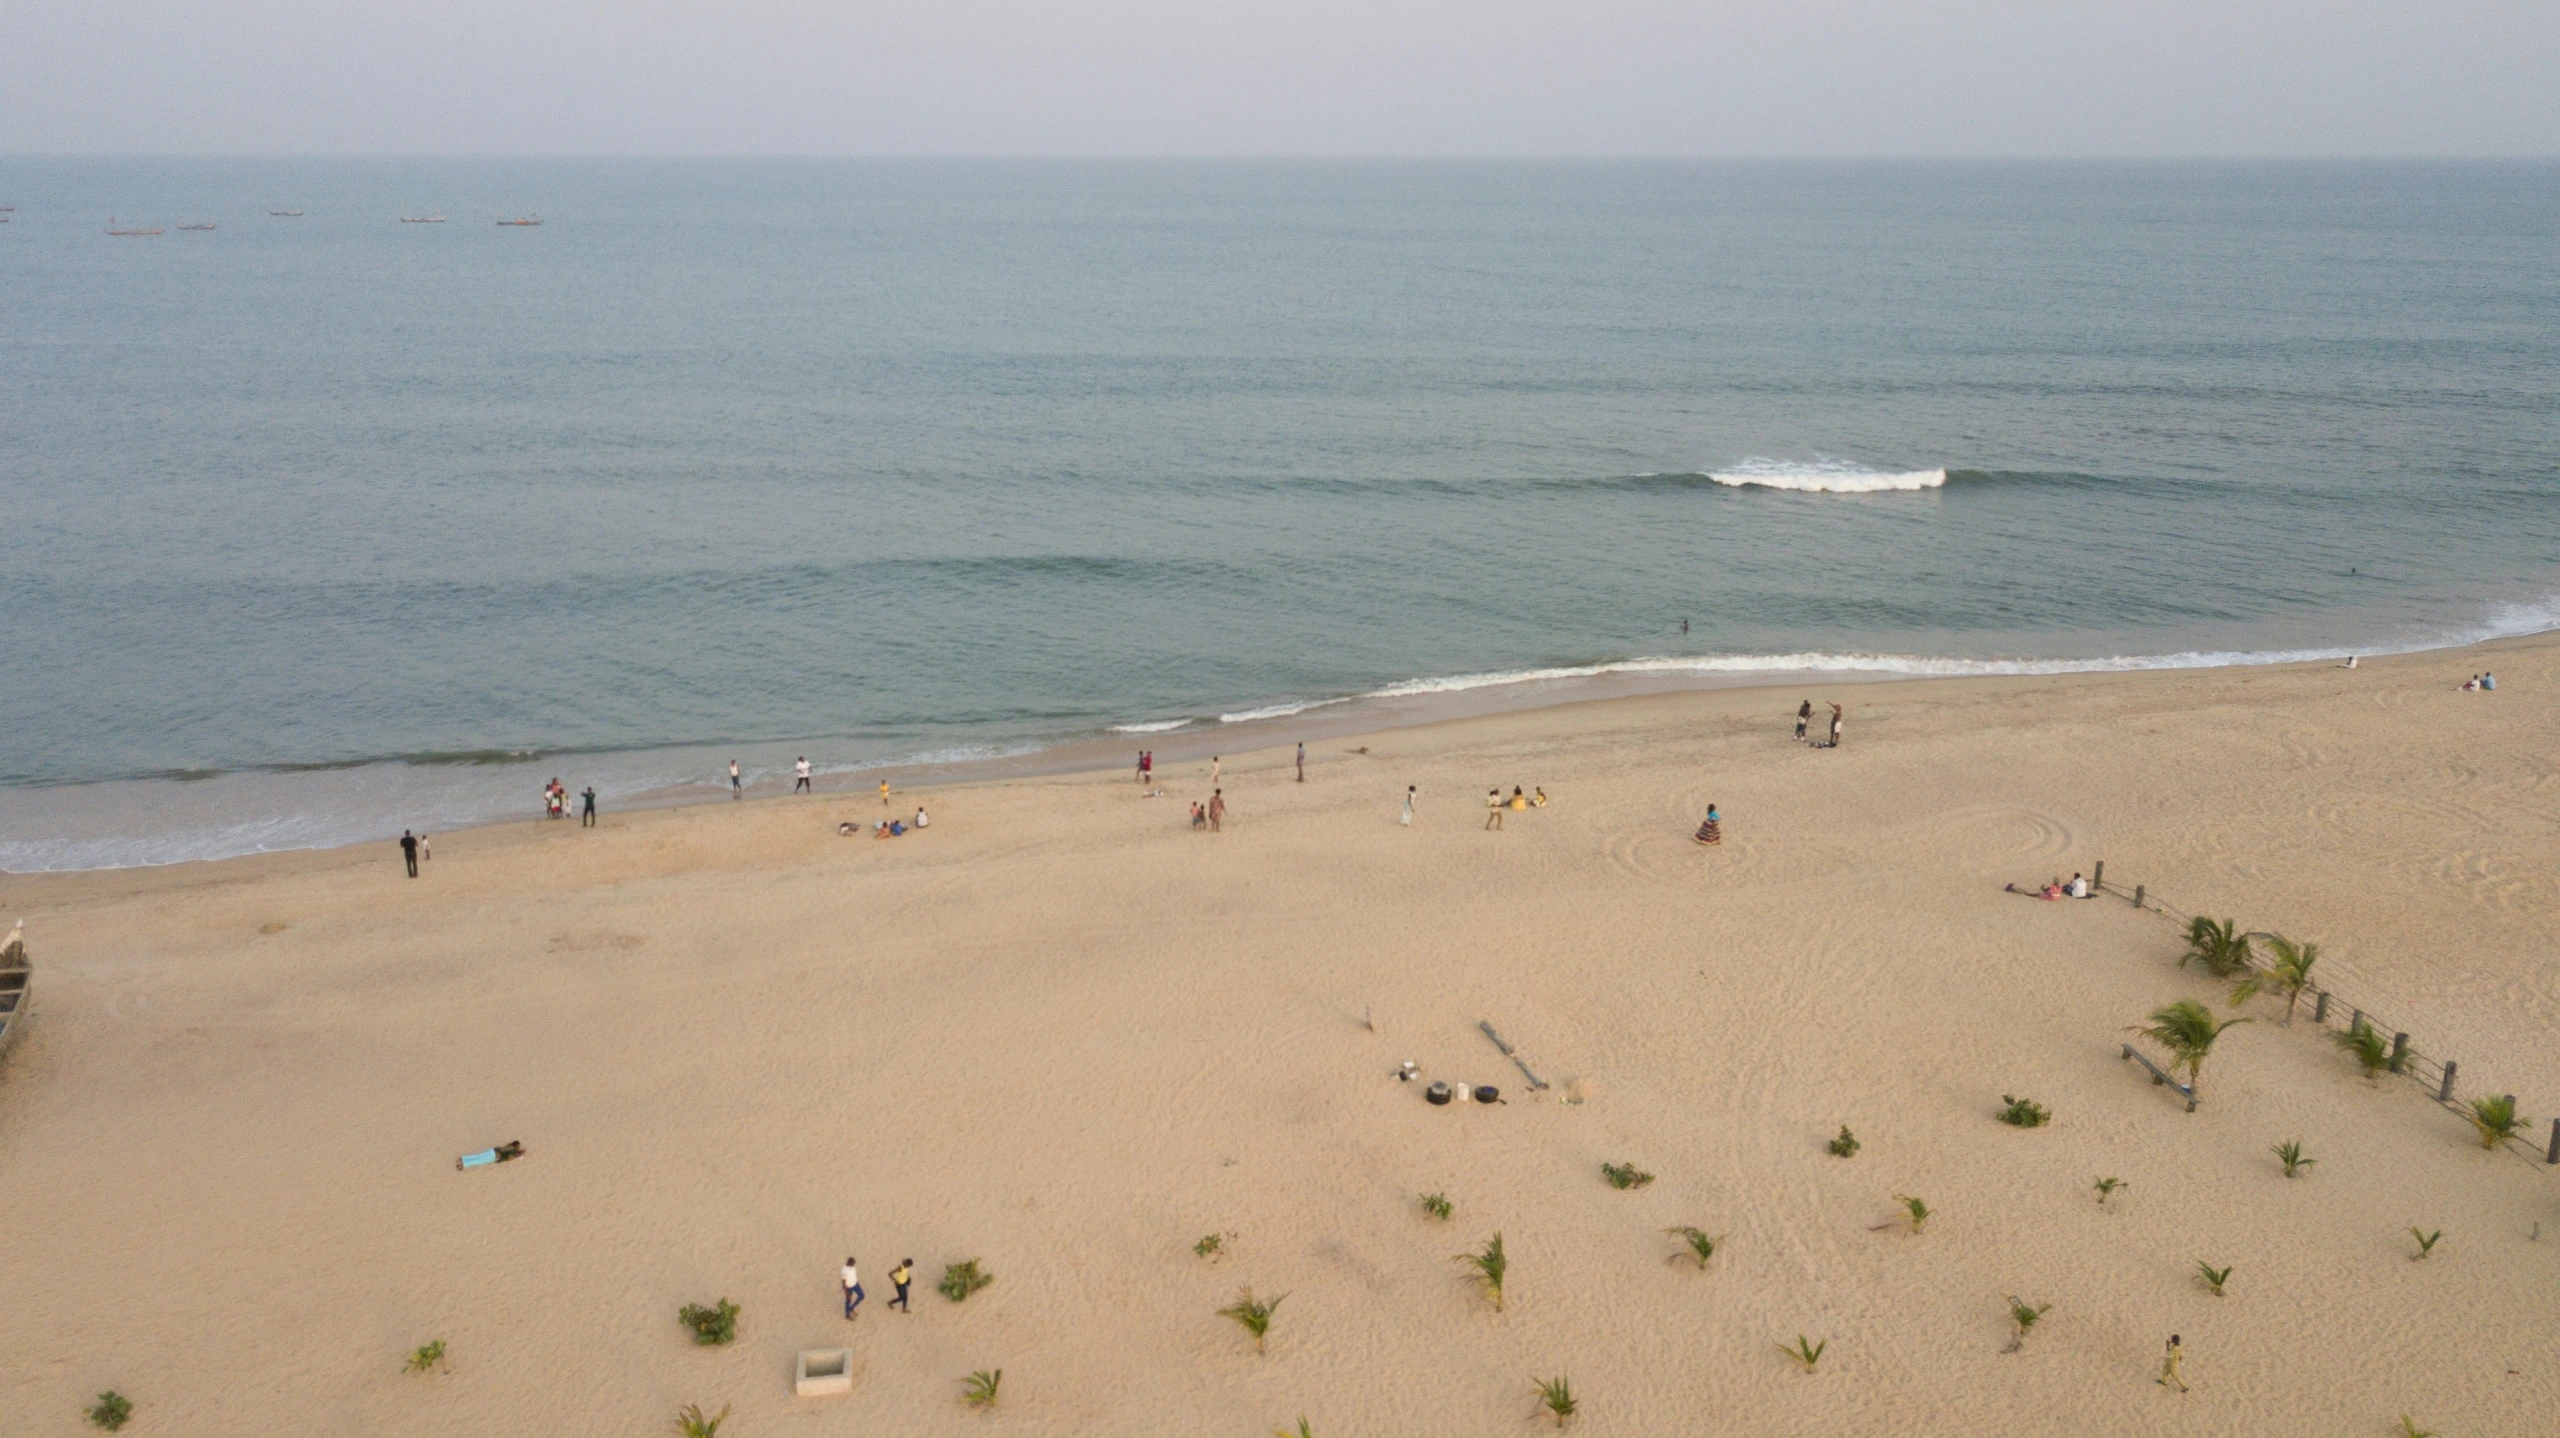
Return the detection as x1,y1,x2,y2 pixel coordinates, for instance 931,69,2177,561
6,0,2556,155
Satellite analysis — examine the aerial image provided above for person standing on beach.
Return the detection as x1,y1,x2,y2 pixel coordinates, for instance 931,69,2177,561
2156,1334,2187,1393
1485,788,1504,830
1211,755,1221,787
1829,704,1844,748
580,786,597,827
879,778,891,807
1141,750,1152,784
841,1256,865,1319
794,756,812,793
1296,742,1305,783
1693,804,1722,845
1208,789,1226,832
1795,700,1812,743
729,760,741,798
1400,784,1415,826
399,830,420,877
889,1258,913,1311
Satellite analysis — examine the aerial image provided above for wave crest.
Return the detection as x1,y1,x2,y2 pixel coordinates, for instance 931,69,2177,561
1707,459,1948,493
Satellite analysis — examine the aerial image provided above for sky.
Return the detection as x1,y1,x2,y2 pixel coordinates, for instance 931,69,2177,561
4,0,2556,155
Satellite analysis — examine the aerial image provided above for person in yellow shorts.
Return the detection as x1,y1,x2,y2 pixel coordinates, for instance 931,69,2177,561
2156,1334,2187,1393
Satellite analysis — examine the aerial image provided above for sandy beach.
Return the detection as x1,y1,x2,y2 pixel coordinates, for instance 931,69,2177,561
4,634,2556,1436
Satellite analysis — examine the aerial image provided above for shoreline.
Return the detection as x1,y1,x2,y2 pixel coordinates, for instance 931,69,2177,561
3,626,2548,896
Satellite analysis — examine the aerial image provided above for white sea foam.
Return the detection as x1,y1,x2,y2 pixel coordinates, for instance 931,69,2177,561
1109,718,1194,734
1218,697,1353,724
1707,459,1948,493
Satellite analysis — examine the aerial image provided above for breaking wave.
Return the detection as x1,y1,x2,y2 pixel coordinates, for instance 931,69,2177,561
1706,459,1949,493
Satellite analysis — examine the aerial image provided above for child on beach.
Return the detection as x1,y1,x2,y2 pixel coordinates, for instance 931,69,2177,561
1484,788,1504,830
1796,700,1811,742
1400,785,1415,825
1693,805,1721,845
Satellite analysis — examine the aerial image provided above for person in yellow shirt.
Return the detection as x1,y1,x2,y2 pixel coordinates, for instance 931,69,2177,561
1508,786,1528,811
879,778,890,806
2156,1334,2187,1393
889,1258,914,1312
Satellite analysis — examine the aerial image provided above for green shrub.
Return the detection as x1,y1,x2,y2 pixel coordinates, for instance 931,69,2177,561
678,1299,739,1345
674,1402,729,1437
1455,1232,1507,1311
1535,1374,1577,1426
1420,1191,1453,1221
961,1369,1002,1408
1217,1289,1285,1353
404,1338,447,1373
1194,1233,1227,1259
939,1260,994,1303
2195,1261,2232,1296
1664,1227,1720,1269
87,1391,134,1432
1826,1126,1859,1158
2092,1177,2124,1206
2271,1140,2314,1178
1996,1095,2050,1128
1600,1162,1654,1190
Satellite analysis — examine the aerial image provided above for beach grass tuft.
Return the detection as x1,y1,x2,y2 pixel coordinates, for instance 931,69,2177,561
2093,1176,2125,1206
1535,1374,1577,1426
1217,1288,1285,1353
1780,1334,1827,1373
1420,1191,1453,1221
674,1403,729,1438
1600,1161,1654,1190
2333,1017,2392,1081
2466,1095,2527,1149
2408,1227,2441,1261
1892,1195,1931,1234
2004,1296,2050,1350
2272,1140,2314,1178
961,1369,1003,1408
1664,1226,1721,1269
1826,1125,1859,1158
1996,1095,2050,1128
1456,1232,1507,1311
2196,1260,2233,1296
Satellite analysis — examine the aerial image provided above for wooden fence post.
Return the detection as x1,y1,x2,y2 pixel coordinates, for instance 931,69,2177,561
2312,990,2330,1024
2133,884,2145,910
2437,1060,2457,1103
2388,1032,2410,1074
2093,860,2105,892
2547,1117,2559,1165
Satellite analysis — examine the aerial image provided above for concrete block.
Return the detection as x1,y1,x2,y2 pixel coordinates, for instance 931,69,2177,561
796,1348,852,1397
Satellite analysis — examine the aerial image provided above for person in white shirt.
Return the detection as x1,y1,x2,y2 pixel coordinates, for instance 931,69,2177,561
841,1257,864,1319
794,756,812,793
913,807,929,829
2066,873,2089,899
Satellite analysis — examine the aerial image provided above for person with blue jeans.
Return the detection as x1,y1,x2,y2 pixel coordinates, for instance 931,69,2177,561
841,1257,865,1319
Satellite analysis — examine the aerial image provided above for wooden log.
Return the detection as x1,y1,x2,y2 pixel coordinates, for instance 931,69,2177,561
1478,1021,1549,1092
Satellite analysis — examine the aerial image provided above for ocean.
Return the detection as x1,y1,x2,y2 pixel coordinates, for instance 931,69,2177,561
3,158,2556,870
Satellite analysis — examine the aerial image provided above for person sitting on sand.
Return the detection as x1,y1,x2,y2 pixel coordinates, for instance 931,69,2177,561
839,821,858,836
457,1140,525,1170
912,806,929,829
889,820,905,836
2463,675,2480,690
2482,671,2497,690
2041,881,2065,901
873,820,892,838
1693,804,1722,845
2066,872,2089,899
1532,787,1548,807
1509,786,1528,811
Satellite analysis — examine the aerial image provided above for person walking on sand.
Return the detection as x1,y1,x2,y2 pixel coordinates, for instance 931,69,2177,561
1400,784,1415,826
1795,699,1812,743
1296,741,1305,783
580,785,597,827
1208,789,1226,832
879,778,891,806
1210,755,1221,787
729,760,741,798
2156,1334,2187,1393
1828,704,1844,748
1485,788,1504,830
419,833,431,863
1136,750,1148,783
889,1258,914,1311
399,829,420,877
842,1257,865,1319
794,756,812,793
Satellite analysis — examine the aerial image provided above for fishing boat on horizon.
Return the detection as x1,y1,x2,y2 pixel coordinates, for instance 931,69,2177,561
177,221,217,231
268,210,303,217
105,218,163,236
399,214,445,224
496,215,542,226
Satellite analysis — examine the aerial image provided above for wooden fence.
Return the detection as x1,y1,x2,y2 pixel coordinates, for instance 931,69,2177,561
2090,863,2557,1171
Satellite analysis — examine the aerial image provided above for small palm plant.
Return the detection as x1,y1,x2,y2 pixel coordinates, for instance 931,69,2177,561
2398,1417,2437,1437
404,1338,447,1373
1780,1335,1827,1373
674,1404,729,1438
960,1369,1002,1408
2408,1227,2442,1261
2004,1297,2051,1353
1456,1232,1507,1311
1420,1191,1453,1221
1601,1161,1654,1190
2196,1260,2233,1296
2132,999,2249,1098
2181,916,2253,978
2466,1095,2528,1150
2093,1176,2125,1207
1534,1375,1577,1427
1274,1421,1315,1438
2333,1017,2392,1081
1664,1227,1721,1269
1890,1195,1931,1234
1218,1288,1285,1353
2232,937,2318,1021
1826,1125,1860,1158
2271,1140,2314,1178
939,1259,995,1302
87,1392,134,1432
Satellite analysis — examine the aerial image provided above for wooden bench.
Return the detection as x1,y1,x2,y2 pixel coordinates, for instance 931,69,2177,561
2120,1044,2198,1112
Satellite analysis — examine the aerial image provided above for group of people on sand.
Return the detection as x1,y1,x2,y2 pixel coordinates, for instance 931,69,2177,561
544,777,597,825
838,1256,916,1319
2007,871,2096,900
2462,671,2498,691
841,806,929,838
1191,791,1227,832
1483,785,1547,829
1795,699,1845,747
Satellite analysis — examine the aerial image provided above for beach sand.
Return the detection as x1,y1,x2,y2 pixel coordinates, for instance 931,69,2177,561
4,636,2556,1435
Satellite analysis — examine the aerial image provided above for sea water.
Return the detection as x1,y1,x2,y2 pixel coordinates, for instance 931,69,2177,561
3,159,2556,869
